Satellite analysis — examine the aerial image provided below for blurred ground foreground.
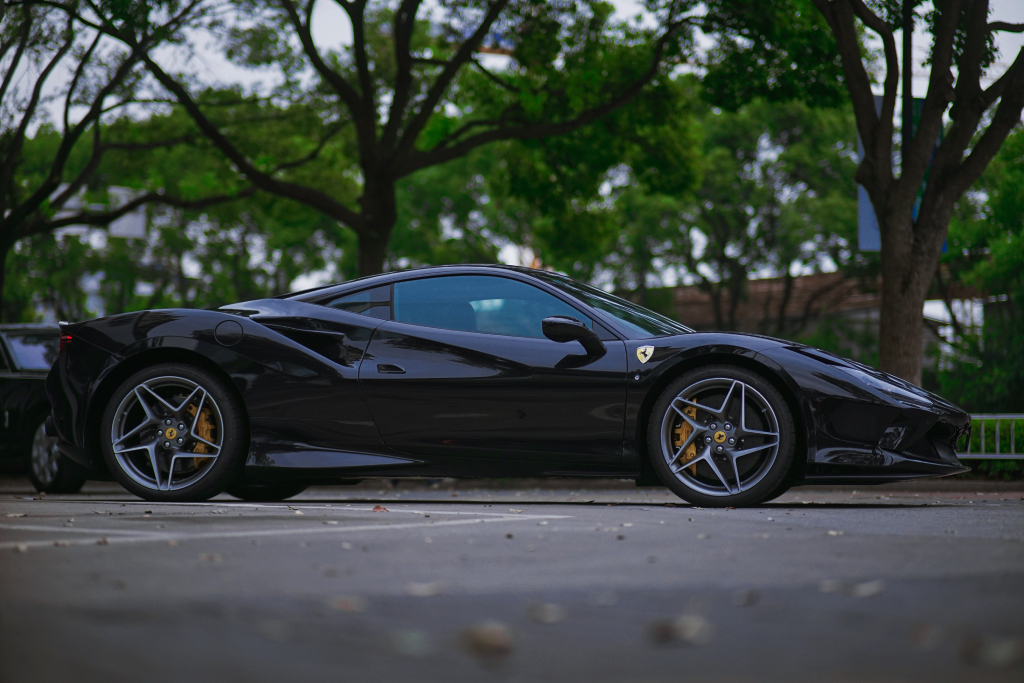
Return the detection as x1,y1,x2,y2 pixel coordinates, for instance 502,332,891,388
2,478,1022,683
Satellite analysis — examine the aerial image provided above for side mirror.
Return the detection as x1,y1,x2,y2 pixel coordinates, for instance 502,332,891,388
542,316,606,357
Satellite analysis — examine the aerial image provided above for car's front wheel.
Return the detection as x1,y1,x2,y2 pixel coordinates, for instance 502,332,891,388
100,363,247,502
28,415,85,494
647,365,796,507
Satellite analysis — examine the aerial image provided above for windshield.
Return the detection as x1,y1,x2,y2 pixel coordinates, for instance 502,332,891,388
533,273,692,338
5,331,59,371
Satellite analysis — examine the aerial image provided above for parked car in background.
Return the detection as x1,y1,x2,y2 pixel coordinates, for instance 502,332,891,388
0,324,85,493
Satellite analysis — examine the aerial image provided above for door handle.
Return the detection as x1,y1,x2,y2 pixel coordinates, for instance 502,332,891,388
377,363,406,374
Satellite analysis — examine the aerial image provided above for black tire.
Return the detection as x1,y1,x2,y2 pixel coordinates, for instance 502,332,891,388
100,363,247,502
226,482,308,502
27,413,86,494
647,364,796,508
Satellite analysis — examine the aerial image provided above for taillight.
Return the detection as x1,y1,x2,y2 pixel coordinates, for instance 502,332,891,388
60,333,73,353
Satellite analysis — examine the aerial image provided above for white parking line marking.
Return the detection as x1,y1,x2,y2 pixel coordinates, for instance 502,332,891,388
0,514,570,551
3,500,563,519
0,523,157,536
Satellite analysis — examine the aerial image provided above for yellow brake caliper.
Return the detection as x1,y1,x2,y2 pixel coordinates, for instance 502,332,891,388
672,405,699,476
186,403,216,470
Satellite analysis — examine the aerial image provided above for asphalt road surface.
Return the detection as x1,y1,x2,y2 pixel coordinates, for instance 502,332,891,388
2,481,1023,683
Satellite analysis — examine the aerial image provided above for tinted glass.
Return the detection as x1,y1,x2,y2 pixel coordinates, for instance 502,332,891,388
393,276,591,338
532,273,691,338
0,342,8,371
6,332,59,370
327,285,391,320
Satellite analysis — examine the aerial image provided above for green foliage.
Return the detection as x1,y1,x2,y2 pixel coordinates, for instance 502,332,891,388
700,0,847,111
796,314,879,367
939,126,1024,414
645,99,858,331
4,232,94,321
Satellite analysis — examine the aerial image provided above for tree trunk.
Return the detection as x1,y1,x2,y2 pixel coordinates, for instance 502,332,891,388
877,213,941,386
357,231,390,277
878,268,926,386
357,184,397,276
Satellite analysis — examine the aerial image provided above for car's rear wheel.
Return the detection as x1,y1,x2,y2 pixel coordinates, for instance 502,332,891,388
226,482,308,502
647,365,796,508
100,363,247,502
28,416,85,494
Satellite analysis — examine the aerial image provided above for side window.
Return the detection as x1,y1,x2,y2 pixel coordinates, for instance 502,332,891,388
0,338,8,372
327,285,391,320
5,332,59,371
393,276,591,338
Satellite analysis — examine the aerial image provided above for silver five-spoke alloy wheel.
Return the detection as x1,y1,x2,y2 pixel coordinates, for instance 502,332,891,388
660,377,781,496
30,422,61,488
110,376,224,492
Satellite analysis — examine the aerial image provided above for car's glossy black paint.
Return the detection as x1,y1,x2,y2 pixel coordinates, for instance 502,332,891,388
46,264,971,487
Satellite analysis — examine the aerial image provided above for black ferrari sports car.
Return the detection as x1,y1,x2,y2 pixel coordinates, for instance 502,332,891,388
46,265,971,505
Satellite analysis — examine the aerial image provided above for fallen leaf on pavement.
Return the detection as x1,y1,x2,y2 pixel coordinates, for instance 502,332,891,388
372,505,389,512
462,621,513,659
528,602,566,624
648,614,714,646
329,596,366,612
406,582,442,597
851,579,884,598
960,636,1024,668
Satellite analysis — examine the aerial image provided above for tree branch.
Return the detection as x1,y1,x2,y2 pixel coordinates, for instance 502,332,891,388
0,6,31,109
470,57,520,93
400,22,679,177
271,121,348,172
393,0,511,163
141,55,365,231
278,0,363,117
63,30,103,133
811,0,896,191
943,48,1024,201
381,0,424,152
19,187,259,239
901,0,963,199
989,21,1024,33
344,0,376,115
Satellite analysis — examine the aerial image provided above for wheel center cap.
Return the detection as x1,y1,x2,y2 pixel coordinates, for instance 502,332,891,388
713,430,727,444
164,427,178,440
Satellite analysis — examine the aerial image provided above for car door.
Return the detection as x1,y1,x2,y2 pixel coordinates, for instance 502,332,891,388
358,274,628,464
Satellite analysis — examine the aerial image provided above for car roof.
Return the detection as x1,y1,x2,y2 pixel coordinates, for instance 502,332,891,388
283,264,560,301
0,323,59,333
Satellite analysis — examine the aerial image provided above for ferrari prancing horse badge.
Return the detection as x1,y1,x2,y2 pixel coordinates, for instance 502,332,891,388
636,345,654,364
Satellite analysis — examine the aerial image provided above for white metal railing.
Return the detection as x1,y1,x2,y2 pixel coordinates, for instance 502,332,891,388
959,414,1024,460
